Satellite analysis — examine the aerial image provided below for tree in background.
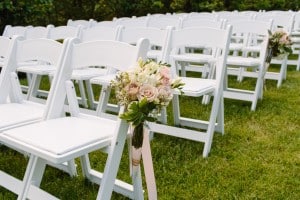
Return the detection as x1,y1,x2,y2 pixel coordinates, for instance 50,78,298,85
0,0,299,34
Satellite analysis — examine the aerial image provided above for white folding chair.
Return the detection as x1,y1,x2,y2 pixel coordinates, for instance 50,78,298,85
290,11,300,71
148,25,232,157
0,36,65,131
16,25,82,101
0,36,77,178
0,38,150,200
224,20,270,111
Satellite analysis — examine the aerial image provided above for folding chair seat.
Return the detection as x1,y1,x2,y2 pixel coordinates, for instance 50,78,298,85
147,25,232,157
223,20,270,111
0,37,149,200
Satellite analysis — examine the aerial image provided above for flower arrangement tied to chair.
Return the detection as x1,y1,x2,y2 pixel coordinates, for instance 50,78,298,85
111,58,184,168
266,29,293,63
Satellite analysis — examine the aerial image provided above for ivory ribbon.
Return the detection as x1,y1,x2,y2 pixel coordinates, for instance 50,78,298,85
141,127,157,200
130,126,157,199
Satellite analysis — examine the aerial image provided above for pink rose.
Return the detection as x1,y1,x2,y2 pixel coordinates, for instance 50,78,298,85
125,82,139,100
138,84,158,102
280,34,290,45
160,66,171,79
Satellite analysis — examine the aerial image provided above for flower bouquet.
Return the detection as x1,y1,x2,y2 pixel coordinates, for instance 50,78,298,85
263,29,293,90
266,29,293,63
111,59,184,168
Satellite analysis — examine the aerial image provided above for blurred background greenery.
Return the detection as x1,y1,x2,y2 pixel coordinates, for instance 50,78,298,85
1,0,299,33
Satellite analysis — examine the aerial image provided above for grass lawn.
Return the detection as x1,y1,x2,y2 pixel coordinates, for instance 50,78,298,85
0,64,300,199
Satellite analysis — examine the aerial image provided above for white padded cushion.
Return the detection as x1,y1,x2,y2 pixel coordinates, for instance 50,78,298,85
17,64,56,75
0,101,45,129
171,53,216,64
90,74,116,86
71,67,108,80
179,77,216,96
227,56,260,67
2,117,115,155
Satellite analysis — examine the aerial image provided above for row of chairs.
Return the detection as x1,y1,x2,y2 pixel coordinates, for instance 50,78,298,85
1,19,275,113
93,10,300,74
0,25,233,199
67,11,299,84
2,15,287,113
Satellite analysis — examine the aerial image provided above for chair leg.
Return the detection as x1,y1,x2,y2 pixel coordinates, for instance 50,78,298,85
216,97,224,135
96,86,111,116
237,67,245,82
251,67,264,111
84,80,96,109
132,166,144,200
80,154,93,180
297,52,300,71
45,160,77,177
17,155,47,200
78,80,88,108
159,106,167,124
26,74,41,100
172,94,180,126
202,89,221,157
277,58,287,88
96,121,130,200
